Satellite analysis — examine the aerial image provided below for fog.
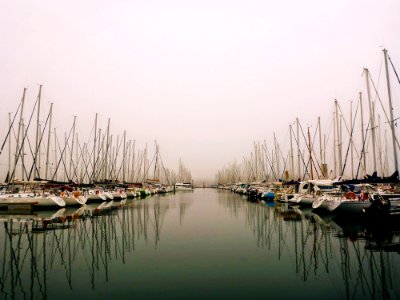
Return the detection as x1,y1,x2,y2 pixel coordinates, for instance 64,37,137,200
1,0,399,181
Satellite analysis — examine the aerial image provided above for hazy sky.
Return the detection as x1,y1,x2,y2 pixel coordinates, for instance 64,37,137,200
1,0,400,180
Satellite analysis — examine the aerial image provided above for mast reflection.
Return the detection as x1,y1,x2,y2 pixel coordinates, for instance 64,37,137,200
0,194,188,299
219,192,400,300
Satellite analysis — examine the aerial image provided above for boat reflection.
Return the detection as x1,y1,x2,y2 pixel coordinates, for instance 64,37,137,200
219,193,400,300
0,194,192,299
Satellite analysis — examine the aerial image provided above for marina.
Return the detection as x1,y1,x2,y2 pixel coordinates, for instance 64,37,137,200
1,1,400,299
0,189,399,299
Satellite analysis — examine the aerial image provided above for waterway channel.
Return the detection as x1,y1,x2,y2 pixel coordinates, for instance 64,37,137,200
0,189,399,299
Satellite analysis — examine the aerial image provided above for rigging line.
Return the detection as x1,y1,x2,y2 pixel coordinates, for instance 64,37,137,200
372,55,384,103
290,124,309,179
92,134,108,180
158,154,171,185
261,141,270,179
341,100,360,176
64,137,80,182
27,108,52,180
0,102,22,156
276,135,290,180
368,74,400,151
70,138,84,183
20,134,36,180
9,97,39,182
263,144,277,181
51,124,74,181
114,137,129,181
356,121,370,178
113,137,126,180
310,121,323,178
78,142,92,183
279,151,290,180
336,101,363,163
388,55,400,85
297,122,314,179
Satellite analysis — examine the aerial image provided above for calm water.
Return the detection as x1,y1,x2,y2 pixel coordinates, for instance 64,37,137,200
1,189,399,300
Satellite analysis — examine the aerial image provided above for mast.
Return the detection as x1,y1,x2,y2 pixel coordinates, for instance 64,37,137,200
274,133,280,179
70,116,76,181
296,118,301,179
123,131,126,182
333,110,337,177
131,140,136,182
64,132,67,181
105,118,110,180
21,121,25,181
350,101,354,179
8,112,11,180
44,103,53,179
289,124,294,180
359,92,367,176
365,68,377,172
318,116,323,170
12,88,26,182
378,114,384,176
75,132,79,183
93,113,98,183
307,126,313,180
335,100,342,175
53,128,57,181
383,48,398,172
34,85,42,179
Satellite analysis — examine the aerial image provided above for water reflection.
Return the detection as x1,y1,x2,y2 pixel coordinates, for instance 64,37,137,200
1,190,398,299
0,194,193,299
218,191,400,300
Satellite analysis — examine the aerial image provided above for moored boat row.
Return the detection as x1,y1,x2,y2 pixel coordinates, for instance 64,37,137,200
0,180,174,209
222,179,400,220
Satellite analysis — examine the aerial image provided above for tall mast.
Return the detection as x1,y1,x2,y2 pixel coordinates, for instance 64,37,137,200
93,113,98,183
350,101,354,179
53,128,57,181
123,130,126,182
132,140,136,181
383,48,398,172
103,118,110,180
333,110,337,177
64,132,67,181
75,133,79,183
289,124,294,180
34,85,42,179
307,126,313,180
359,92,366,176
335,100,342,175
318,116,323,169
12,88,26,182
274,133,280,179
8,112,11,180
21,121,25,181
44,103,53,179
296,118,301,179
126,140,131,182
70,115,76,181
365,68,377,172
378,114,384,176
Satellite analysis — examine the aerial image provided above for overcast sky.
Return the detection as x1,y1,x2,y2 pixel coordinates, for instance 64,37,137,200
1,0,400,180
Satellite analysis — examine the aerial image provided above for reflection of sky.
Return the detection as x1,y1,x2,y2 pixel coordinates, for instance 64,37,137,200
1,1,400,179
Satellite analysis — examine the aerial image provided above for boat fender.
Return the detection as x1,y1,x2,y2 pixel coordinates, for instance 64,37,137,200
360,192,369,201
345,191,356,200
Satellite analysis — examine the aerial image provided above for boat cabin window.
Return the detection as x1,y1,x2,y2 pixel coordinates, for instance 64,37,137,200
317,185,335,191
